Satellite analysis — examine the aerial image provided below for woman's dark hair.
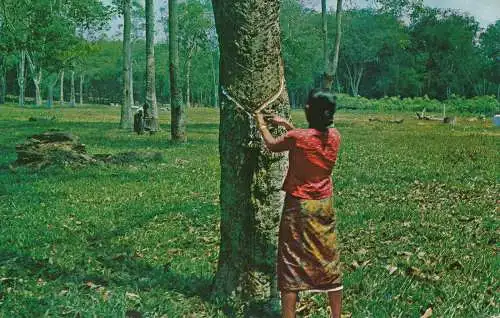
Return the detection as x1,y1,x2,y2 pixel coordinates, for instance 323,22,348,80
305,89,337,131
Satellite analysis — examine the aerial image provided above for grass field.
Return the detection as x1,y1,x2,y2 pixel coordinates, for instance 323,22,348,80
0,104,498,317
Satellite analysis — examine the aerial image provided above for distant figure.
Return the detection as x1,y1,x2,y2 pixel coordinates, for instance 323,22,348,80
134,103,154,135
255,89,343,318
133,109,145,135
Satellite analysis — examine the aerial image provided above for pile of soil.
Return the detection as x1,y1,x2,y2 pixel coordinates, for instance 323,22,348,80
14,131,163,169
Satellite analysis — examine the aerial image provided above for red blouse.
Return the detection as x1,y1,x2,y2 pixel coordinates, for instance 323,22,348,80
269,128,341,200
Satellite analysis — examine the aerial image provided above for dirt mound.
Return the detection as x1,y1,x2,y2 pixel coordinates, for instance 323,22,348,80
14,131,163,169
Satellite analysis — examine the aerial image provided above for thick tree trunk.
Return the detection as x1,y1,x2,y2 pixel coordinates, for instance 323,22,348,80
18,52,26,106
79,74,84,105
60,70,65,104
120,0,133,130
70,70,76,107
323,0,343,91
212,0,290,304
170,0,186,141
145,0,159,131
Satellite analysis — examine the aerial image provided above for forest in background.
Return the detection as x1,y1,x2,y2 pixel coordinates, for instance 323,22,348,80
0,0,499,111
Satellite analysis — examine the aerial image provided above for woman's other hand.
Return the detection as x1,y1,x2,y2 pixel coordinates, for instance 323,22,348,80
269,116,288,126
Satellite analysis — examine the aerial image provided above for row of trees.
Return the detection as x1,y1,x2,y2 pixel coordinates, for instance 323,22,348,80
282,1,499,102
0,0,110,107
1,1,497,111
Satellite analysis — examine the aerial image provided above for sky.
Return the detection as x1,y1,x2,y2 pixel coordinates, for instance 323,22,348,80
102,0,500,39
318,0,500,27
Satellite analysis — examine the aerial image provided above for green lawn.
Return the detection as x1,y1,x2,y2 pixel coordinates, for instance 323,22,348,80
0,104,498,317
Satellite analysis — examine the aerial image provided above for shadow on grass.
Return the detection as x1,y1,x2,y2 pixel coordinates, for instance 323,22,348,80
0,120,219,153
0,246,278,317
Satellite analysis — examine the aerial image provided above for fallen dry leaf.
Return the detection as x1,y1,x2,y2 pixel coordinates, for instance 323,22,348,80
421,307,433,318
386,265,398,275
125,291,140,300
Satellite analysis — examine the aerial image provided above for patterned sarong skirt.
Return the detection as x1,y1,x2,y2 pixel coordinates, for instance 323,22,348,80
277,194,342,292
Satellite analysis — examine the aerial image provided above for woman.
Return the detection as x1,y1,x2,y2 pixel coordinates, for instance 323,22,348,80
255,89,342,318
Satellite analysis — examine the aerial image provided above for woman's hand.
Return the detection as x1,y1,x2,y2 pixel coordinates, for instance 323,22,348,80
269,115,295,131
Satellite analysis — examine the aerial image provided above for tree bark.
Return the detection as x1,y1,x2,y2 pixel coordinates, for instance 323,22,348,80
60,69,65,104
170,0,186,141
145,0,159,131
120,0,133,130
323,0,343,91
79,74,84,105
18,51,26,106
212,0,290,304
70,70,76,107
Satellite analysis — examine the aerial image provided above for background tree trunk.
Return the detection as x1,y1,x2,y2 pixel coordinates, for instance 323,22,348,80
47,82,55,108
130,62,134,106
70,70,76,107
79,74,84,105
212,51,218,107
18,51,25,106
186,57,192,107
26,53,42,106
322,0,328,88
170,0,186,141
0,57,6,105
60,70,65,104
323,0,343,91
34,69,42,106
145,0,159,131
212,0,290,305
120,0,133,130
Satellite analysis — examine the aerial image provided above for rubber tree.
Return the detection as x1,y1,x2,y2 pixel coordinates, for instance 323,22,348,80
322,0,343,91
79,74,84,105
18,51,26,106
70,69,76,106
120,0,134,129
0,56,5,104
211,0,290,305
170,0,186,141
26,52,43,106
60,70,65,104
145,0,159,131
